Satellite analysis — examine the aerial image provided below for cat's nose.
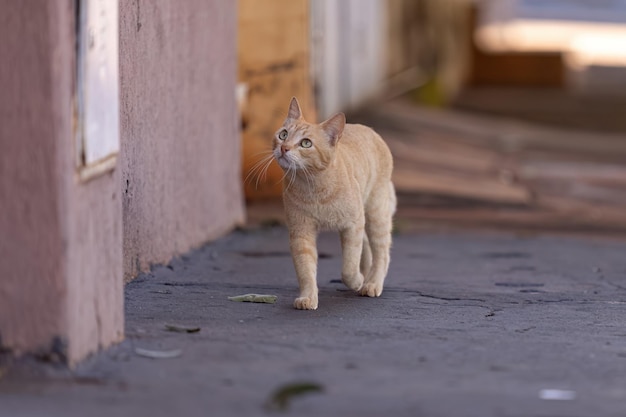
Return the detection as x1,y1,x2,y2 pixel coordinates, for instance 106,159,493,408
280,144,290,155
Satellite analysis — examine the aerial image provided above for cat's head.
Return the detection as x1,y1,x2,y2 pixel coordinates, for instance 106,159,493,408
273,97,345,173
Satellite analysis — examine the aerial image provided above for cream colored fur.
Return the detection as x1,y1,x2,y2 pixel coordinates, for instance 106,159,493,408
273,97,396,310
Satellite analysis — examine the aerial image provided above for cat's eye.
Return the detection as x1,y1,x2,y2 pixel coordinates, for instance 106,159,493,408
278,130,288,140
300,138,312,148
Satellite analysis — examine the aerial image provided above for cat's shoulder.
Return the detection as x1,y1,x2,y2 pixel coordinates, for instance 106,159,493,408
342,123,383,144
343,123,379,137
344,122,373,132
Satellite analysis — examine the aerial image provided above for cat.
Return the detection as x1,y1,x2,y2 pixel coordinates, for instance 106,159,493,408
273,97,396,310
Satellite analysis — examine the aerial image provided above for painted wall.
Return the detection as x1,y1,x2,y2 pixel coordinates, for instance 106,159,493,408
310,0,387,118
119,0,244,281
0,1,123,364
239,0,317,200
0,0,241,363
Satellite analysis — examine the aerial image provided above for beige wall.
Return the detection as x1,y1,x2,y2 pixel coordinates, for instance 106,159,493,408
239,0,316,200
0,1,123,364
120,0,244,281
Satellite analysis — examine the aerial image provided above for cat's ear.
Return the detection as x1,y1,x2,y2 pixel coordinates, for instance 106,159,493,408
320,112,345,146
287,97,302,120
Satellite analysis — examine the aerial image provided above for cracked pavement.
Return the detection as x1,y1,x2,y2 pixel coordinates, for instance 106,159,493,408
2,227,626,416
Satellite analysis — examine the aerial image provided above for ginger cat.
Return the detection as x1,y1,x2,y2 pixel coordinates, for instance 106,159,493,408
273,97,396,310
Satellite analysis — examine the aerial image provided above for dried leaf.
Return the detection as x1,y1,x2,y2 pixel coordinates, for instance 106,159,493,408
164,324,201,333
228,294,278,304
266,381,324,411
134,347,182,359
539,389,576,401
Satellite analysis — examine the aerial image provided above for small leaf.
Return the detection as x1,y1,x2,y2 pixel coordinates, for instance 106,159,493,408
134,347,182,359
164,324,201,333
539,389,576,401
266,381,324,411
228,294,278,304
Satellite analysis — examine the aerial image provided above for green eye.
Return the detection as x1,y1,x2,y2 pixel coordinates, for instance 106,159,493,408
278,130,288,140
300,138,312,148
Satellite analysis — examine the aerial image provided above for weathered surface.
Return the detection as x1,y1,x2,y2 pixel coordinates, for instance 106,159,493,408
119,0,244,281
2,228,626,416
0,1,123,363
0,0,67,357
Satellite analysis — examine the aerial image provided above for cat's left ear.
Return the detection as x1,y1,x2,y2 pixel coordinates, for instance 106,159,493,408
288,97,302,120
321,112,345,146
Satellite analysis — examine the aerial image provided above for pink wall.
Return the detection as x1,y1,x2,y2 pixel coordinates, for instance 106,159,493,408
119,0,244,281
0,0,241,363
0,0,67,357
0,1,123,363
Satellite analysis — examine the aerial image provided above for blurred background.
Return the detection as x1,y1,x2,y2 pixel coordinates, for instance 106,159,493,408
240,0,626,235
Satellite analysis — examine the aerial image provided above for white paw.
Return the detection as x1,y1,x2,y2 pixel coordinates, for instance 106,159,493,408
294,296,318,310
342,272,364,292
359,282,383,297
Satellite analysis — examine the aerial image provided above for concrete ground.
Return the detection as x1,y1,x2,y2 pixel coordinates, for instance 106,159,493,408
2,226,626,417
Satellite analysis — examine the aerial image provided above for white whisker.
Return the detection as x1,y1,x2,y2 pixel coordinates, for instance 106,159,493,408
255,157,276,189
286,166,297,192
244,151,274,188
276,164,291,186
244,153,274,186
301,165,313,190
245,152,273,175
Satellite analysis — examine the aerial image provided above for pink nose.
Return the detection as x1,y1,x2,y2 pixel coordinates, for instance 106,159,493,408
280,144,290,155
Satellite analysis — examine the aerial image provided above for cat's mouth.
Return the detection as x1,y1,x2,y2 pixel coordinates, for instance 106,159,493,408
276,154,294,170
277,157,291,170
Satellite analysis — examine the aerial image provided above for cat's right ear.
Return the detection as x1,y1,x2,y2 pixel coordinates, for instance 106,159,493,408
321,112,345,146
287,97,302,120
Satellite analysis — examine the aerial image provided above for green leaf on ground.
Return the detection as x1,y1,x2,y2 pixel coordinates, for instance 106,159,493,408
164,324,201,333
228,294,278,304
266,381,324,411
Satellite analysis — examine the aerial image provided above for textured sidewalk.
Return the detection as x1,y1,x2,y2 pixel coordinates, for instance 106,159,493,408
2,227,626,416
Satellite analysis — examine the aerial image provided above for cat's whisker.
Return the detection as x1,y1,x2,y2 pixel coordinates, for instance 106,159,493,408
248,150,273,165
284,169,292,192
297,165,310,189
275,160,293,186
249,149,274,158
252,160,274,190
287,168,296,191
301,166,313,190
282,167,292,192
286,166,297,192
245,163,269,186
244,154,274,186
248,161,274,190
255,157,276,190
244,154,273,182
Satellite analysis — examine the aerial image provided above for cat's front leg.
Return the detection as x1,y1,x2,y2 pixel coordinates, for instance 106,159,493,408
340,223,365,292
289,226,319,310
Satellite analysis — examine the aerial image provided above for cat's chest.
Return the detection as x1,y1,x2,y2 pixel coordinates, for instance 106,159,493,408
285,188,361,230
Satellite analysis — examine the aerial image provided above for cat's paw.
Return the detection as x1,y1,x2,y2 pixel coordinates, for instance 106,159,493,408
294,296,318,310
359,282,383,297
341,272,364,292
